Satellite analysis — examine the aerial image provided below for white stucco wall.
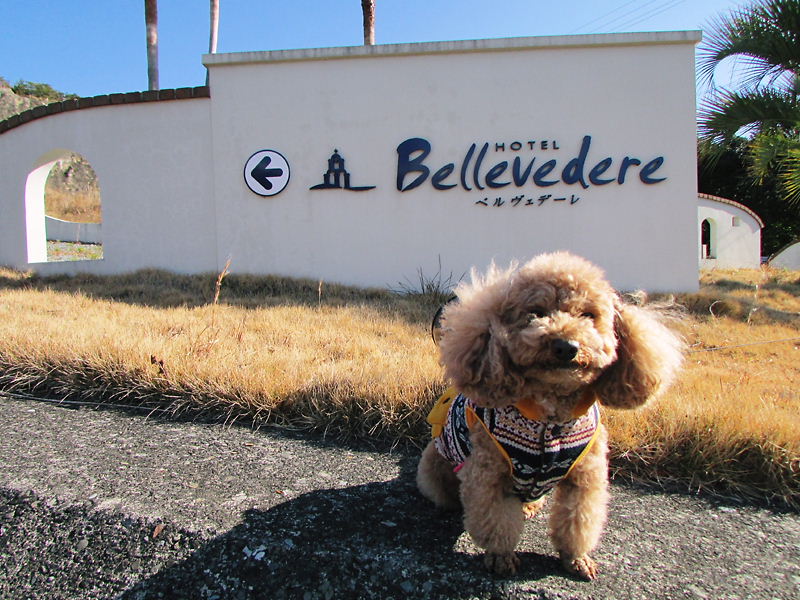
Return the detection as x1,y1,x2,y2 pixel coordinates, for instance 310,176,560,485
46,216,102,244
697,194,762,269
0,32,700,292
0,97,216,275
206,33,700,292
770,241,800,269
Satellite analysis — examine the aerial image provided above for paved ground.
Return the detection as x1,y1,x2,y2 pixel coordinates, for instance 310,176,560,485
0,394,798,600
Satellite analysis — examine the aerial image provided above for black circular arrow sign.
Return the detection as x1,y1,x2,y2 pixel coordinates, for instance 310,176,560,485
244,150,290,196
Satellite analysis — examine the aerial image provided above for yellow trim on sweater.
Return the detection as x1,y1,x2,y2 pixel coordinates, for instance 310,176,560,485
564,408,601,478
464,405,514,476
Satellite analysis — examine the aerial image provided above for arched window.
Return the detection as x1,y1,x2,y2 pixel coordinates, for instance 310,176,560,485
25,150,102,263
701,218,715,259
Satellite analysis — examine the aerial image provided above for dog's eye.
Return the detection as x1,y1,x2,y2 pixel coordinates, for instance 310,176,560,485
529,308,548,319
581,311,597,320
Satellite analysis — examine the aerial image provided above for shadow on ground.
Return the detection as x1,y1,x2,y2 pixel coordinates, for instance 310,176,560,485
0,267,442,319
121,461,560,600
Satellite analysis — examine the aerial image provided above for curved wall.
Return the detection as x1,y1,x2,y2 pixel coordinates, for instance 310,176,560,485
770,241,800,269
0,89,215,275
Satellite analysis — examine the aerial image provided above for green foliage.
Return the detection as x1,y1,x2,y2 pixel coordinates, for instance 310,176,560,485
749,129,800,204
697,0,800,92
698,0,800,208
699,88,800,143
11,79,77,102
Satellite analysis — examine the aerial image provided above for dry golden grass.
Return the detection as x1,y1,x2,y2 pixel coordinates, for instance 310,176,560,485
607,316,798,507
0,269,444,442
0,265,796,508
606,266,800,508
44,187,102,223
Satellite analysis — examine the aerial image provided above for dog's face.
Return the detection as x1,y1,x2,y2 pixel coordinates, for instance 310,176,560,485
497,260,618,391
438,252,682,420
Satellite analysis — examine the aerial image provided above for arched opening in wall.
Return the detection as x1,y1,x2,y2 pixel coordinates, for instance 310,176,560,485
25,150,103,263
701,218,715,259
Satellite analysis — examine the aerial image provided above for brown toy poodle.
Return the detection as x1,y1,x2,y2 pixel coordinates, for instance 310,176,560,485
417,251,683,580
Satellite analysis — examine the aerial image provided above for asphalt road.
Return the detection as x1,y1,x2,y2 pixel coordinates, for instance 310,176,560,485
0,394,798,600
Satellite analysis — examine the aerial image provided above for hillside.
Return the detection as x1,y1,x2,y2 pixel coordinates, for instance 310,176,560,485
1,77,101,222
0,78,49,120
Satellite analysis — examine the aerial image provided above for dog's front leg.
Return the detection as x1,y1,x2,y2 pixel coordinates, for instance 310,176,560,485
416,440,462,510
458,425,524,576
548,424,610,580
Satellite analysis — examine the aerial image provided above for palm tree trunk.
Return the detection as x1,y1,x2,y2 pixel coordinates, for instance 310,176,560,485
209,0,219,53
206,0,219,86
361,0,375,45
144,0,159,91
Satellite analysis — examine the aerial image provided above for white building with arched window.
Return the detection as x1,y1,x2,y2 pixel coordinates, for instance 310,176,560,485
698,193,763,269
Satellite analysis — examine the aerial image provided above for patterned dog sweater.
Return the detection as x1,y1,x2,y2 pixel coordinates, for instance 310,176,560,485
427,388,601,502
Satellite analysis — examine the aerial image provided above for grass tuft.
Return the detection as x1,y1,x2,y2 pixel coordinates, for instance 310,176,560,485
391,256,462,307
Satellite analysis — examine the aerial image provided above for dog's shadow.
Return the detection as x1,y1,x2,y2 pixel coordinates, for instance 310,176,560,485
120,456,561,599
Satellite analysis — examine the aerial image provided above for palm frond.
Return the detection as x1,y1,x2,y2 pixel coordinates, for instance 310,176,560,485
698,0,800,91
749,131,792,177
777,146,800,204
748,130,800,205
698,88,800,144
697,137,737,174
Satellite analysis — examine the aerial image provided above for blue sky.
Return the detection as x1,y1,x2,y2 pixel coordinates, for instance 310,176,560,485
3,1,747,99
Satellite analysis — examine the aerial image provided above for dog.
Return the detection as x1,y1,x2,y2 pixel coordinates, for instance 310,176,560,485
416,252,683,580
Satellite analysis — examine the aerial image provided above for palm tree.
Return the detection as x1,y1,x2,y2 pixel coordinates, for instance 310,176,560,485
698,0,800,203
145,0,159,91
206,0,219,85
361,0,375,45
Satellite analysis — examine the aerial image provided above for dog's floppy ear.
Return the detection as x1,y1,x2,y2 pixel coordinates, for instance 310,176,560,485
438,305,521,408
437,261,523,407
591,299,684,409
439,305,492,388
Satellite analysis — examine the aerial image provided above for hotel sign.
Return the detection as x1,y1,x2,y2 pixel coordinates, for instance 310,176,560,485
244,135,667,202
396,135,666,192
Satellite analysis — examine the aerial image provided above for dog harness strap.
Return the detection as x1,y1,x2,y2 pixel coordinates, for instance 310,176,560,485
464,404,514,476
428,390,600,502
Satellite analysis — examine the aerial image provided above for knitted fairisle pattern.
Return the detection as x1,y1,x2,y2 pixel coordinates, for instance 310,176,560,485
430,391,600,502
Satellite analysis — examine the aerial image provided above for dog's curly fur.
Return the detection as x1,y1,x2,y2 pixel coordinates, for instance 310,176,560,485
416,252,684,580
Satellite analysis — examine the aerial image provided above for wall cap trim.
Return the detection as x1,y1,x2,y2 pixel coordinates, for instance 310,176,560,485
203,31,703,67
698,193,765,229
0,86,210,135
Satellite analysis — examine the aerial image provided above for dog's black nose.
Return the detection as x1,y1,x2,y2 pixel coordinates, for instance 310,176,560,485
552,339,580,362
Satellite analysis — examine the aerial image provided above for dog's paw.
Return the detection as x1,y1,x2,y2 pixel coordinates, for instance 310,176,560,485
522,497,546,520
560,553,599,580
483,551,519,576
